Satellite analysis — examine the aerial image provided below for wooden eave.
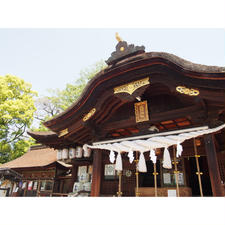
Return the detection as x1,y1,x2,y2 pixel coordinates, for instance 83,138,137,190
29,51,225,148
27,130,75,149
44,52,225,130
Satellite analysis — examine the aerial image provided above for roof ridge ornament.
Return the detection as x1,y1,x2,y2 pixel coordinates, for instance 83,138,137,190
115,32,123,42
106,33,145,65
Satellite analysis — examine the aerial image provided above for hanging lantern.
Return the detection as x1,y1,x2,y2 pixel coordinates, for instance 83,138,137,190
76,146,83,158
69,148,76,159
57,150,62,160
62,148,69,159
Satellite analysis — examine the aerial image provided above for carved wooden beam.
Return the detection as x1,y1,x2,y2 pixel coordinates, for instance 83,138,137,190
101,104,206,132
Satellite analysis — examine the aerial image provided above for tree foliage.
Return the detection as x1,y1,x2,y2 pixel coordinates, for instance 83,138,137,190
34,60,106,130
0,74,37,163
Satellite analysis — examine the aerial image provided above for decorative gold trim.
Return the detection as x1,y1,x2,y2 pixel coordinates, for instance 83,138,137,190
58,128,68,137
176,86,199,96
114,77,150,95
134,100,149,123
83,108,96,122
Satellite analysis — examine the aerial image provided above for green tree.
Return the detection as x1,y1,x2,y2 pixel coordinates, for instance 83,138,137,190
0,74,37,163
34,60,106,130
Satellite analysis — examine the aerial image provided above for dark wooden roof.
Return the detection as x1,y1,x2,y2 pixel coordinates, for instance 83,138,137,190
44,52,225,128
28,44,225,149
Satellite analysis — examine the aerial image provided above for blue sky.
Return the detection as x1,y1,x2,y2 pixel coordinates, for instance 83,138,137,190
0,28,224,97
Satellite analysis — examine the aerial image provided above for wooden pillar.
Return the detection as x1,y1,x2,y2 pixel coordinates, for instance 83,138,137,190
204,134,224,196
91,150,102,197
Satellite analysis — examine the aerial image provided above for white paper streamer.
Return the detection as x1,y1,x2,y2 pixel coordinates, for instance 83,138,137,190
109,150,115,163
115,152,122,171
150,149,157,164
138,152,147,172
128,151,134,163
176,142,183,157
163,147,172,169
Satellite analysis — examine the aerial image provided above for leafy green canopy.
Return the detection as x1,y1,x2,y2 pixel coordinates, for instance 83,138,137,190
0,74,37,163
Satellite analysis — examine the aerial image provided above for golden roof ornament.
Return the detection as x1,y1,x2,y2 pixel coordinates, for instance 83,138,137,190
106,33,145,65
115,32,123,42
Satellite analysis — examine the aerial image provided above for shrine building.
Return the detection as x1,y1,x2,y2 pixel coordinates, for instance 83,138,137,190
28,35,225,197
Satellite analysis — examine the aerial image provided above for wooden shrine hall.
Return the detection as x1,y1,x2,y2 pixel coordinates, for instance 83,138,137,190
28,34,225,197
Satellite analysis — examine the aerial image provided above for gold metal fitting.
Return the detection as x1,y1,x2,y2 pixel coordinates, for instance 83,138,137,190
120,47,125,51
135,192,141,197
83,108,96,122
172,161,179,165
135,172,139,175
174,171,180,174
195,155,200,158
152,172,159,176
196,172,203,175
58,128,68,137
117,191,123,196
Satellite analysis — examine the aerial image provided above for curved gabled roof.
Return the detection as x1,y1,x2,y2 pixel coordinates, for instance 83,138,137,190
43,51,225,132
28,40,225,148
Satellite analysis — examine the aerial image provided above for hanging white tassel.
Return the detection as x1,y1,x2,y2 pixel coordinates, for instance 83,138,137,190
115,152,122,171
109,150,115,163
151,155,157,164
128,150,134,163
150,150,157,164
163,147,172,169
176,142,183,158
138,152,147,172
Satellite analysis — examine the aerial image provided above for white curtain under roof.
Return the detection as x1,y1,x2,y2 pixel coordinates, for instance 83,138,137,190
85,124,225,172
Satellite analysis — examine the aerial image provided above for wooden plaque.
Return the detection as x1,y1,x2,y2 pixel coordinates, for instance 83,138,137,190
134,100,149,123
